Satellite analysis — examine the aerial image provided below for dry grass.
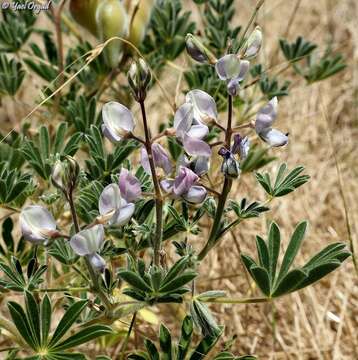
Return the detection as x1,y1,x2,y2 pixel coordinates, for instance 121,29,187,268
1,0,358,359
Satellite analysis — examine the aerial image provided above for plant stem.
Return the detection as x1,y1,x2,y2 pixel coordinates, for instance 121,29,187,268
67,190,112,309
238,0,265,48
120,312,137,360
198,95,234,261
200,296,270,304
139,100,163,266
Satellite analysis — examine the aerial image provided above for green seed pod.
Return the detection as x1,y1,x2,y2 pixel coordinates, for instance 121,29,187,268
96,0,129,68
69,0,99,36
128,0,156,47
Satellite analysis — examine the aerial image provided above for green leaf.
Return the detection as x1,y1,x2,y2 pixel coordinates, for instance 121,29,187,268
255,236,269,271
159,271,197,294
8,301,36,349
159,324,172,360
268,222,280,284
277,221,308,282
161,256,189,286
250,266,271,297
144,339,159,360
52,325,112,351
25,291,41,348
48,300,88,347
272,269,308,297
41,294,52,346
177,316,193,360
189,325,223,360
118,270,152,293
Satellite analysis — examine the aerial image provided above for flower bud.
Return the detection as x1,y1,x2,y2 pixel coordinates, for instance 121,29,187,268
20,206,58,244
128,0,156,47
119,168,142,203
128,58,151,102
219,148,240,179
185,34,217,65
95,0,129,68
51,156,80,194
232,134,250,160
242,26,263,60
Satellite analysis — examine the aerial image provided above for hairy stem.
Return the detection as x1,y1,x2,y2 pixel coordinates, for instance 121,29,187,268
120,312,137,360
139,101,163,266
198,95,234,260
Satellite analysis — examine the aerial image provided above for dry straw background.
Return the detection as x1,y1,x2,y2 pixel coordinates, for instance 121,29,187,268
0,0,358,359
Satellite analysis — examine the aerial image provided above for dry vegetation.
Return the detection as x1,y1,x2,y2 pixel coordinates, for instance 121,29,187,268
0,0,357,359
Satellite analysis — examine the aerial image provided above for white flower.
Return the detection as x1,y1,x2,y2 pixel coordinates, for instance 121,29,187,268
102,101,135,142
20,206,57,244
255,97,288,147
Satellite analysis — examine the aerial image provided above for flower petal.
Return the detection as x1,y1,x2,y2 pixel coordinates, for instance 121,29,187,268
102,102,135,142
87,253,106,273
174,166,198,196
20,205,56,243
160,179,174,194
232,134,250,160
99,183,122,216
259,128,288,147
187,124,209,140
70,224,104,256
186,89,217,121
255,97,278,133
174,103,194,140
243,26,262,59
183,134,211,157
152,143,172,175
215,54,241,80
119,168,142,203
183,185,207,204
112,202,135,226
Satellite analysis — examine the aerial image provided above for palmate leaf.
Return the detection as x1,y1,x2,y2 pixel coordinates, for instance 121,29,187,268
22,123,82,180
0,54,25,96
256,163,310,197
7,293,111,357
119,256,196,304
241,221,350,298
279,36,317,63
129,315,254,360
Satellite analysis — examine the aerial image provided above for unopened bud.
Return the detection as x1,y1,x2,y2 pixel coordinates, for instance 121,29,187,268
219,148,240,179
51,156,80,194
185,34,217,65
128,58,151,102
242,26,262,60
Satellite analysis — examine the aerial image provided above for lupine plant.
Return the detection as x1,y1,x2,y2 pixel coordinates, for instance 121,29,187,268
0,0,351,359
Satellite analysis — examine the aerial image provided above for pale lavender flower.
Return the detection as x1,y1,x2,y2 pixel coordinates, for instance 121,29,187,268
160,166,207,204
70,225,106,272
179,154,210,176
102,101,135,142
174,91,216,157
215,55,250,96
141,143,172,175
255,97,288,147
20,205,58,244
119,168,142,203
99,184,135,226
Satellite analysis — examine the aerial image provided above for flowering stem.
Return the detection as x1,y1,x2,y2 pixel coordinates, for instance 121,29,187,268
198,95,234,261
139,100,163,266
67,190,112,309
